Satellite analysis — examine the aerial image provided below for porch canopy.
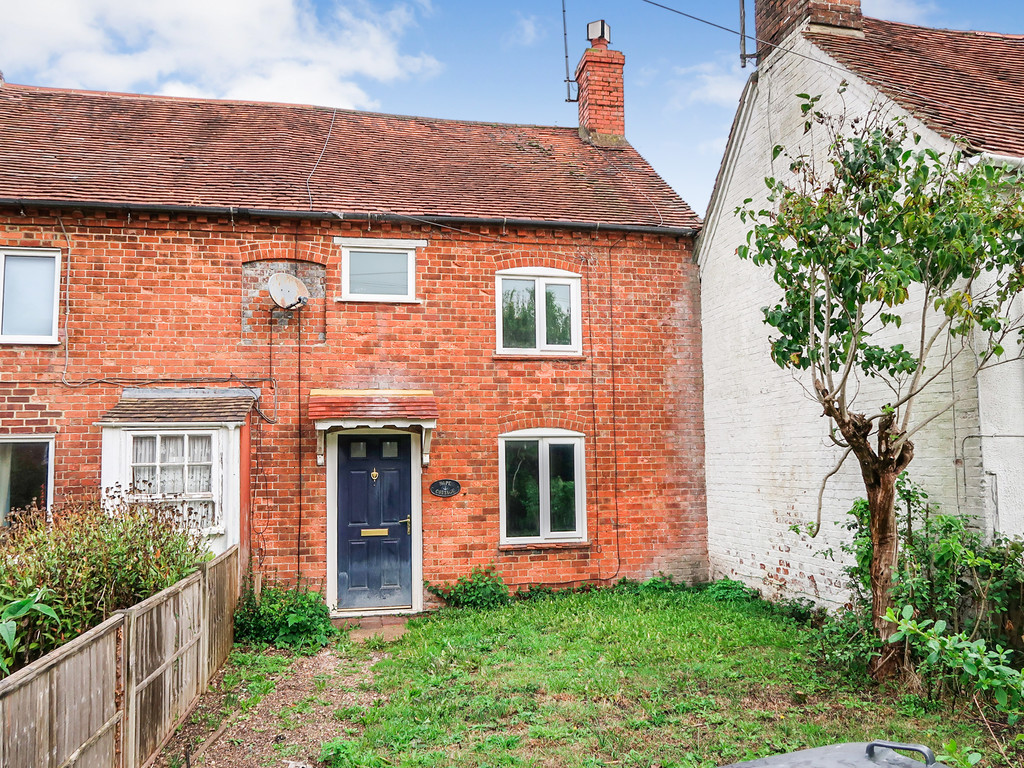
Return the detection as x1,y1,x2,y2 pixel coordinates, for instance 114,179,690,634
307,389,439,466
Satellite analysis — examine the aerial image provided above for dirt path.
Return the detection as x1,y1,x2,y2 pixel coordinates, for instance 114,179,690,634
155,646,385,768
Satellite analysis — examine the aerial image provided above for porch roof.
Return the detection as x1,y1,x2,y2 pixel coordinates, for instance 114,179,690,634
307,389,439,423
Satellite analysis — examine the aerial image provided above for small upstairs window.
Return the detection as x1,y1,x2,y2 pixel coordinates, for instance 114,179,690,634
496,268,581,355
1,248,60,344
335,237,427,303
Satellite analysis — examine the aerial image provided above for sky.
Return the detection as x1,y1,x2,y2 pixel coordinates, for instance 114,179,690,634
1,0,1020,217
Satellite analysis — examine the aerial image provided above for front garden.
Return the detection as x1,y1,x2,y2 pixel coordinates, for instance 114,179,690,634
159,576,1021,767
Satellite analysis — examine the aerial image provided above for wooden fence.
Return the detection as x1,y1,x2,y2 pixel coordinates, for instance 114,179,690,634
0,546,239,768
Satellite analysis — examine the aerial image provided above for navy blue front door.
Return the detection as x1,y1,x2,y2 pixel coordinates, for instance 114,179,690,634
337,434,413,610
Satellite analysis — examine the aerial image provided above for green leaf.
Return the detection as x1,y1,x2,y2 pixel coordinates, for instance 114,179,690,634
0,620,16,653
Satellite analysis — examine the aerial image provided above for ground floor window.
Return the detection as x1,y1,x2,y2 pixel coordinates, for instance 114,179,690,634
0,437,52,526
499,428,586,543
128,431,220,531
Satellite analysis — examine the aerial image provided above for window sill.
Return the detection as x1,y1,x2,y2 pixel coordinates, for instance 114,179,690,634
498,541,590,552
492,353,585,361
335,297,422,304
1,337,60,346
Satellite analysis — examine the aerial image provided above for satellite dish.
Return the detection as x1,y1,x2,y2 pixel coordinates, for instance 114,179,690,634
267,273,310,309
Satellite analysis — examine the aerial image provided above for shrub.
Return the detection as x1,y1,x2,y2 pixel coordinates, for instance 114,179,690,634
234,578,337,651
0,495,208,675
817,472,1024,682
427,565,511,609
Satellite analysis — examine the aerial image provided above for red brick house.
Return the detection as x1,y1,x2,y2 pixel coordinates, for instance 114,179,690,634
0,26,707,614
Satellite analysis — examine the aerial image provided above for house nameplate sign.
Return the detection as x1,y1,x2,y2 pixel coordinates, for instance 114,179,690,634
429,479,461,498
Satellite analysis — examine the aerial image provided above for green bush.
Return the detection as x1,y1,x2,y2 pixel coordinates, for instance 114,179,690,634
234,578,338,651
427,565,511,609
817,472,1024,687
0,496,208,675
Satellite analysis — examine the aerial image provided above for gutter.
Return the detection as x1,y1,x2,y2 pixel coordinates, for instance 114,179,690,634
0,197,697,238
976,152,1024,170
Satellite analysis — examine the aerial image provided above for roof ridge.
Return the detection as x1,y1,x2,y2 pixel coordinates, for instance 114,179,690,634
0,81,581,133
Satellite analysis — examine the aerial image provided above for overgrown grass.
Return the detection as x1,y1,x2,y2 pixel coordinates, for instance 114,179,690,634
325,584,1012,767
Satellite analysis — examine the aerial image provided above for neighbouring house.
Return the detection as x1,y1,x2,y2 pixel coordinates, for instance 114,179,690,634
0,24,707,614
697,0,1024,604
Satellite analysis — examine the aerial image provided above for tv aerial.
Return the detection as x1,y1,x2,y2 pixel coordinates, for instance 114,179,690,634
267,273,310,310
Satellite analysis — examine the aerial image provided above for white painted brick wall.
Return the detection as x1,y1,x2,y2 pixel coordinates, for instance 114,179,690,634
696,27,1022,605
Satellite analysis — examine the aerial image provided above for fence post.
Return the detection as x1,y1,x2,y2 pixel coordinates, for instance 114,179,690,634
199,559,211,693
118,606,138,768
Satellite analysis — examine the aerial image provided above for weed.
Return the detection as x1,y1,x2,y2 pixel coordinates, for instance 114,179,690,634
234,577,338,651
426,565,511,609
319,737,389,767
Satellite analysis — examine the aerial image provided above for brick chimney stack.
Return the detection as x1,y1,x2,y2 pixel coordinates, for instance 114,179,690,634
575,20,626,148
755,0,863,61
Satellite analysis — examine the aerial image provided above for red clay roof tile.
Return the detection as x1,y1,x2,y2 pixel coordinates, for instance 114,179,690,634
307,389,439,422
807,18,1024,158
0,84,700,231
99,396,255,424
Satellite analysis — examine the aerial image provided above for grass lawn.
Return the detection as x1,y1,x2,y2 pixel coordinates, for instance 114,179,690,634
331,584,1013,767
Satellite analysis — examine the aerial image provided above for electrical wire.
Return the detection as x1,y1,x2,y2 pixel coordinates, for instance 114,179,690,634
638,0,870,74
306,108,338,210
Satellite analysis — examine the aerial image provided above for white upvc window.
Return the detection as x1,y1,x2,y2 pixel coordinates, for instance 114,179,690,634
495,267,582,355
334,237,427,303
0,435,54,526
0,247,60,344
498,428,586,544
125,430,222,534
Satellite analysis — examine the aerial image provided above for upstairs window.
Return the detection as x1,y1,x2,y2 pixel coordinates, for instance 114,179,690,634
335,237,427,303
496,268,581,355
499,428,586,543
1,248,60,344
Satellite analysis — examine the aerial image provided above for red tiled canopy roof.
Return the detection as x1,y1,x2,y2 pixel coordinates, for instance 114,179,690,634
807,18,1024,158
99,395,256,424
307,390,439,423
0,83,700,232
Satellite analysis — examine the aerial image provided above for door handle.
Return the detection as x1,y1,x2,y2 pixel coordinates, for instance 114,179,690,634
396,517,411,534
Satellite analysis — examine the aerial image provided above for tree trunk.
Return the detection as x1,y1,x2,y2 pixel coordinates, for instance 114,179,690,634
816,393,912,680
866,471,901,679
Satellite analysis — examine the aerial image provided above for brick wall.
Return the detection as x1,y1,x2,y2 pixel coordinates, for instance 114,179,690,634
575,44,626,142
755,0,862,60
0,209,708,592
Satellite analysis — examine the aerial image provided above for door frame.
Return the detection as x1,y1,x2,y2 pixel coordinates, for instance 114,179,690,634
325,428,423,615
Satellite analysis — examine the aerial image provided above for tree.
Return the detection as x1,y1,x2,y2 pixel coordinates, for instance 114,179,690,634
737,98,1024,677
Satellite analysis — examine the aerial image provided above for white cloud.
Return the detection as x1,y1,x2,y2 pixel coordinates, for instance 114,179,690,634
668,59,748,110
0,0,441,109
697,136,728,157
511,13,543,47
861,0,938,24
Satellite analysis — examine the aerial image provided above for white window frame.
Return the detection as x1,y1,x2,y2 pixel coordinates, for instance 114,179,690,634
116,428,224,536
495,267,582,355
334,237,427,303
0,247,61,344
0,435,55,523
498,427,586,544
